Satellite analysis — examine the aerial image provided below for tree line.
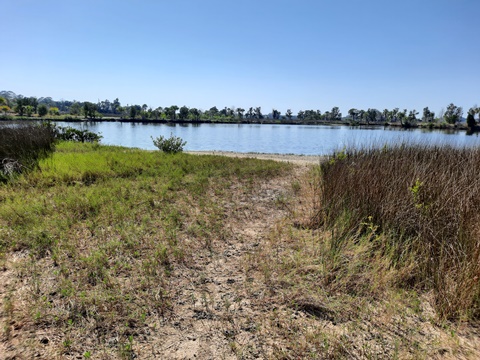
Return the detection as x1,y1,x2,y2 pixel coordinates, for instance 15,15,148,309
1,91,478,127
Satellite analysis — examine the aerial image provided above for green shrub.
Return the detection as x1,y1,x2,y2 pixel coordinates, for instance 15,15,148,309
151,133,186,153
54,125,102,143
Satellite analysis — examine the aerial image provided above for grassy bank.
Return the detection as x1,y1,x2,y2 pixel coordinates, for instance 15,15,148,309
2,141,480,359
0,142,292,358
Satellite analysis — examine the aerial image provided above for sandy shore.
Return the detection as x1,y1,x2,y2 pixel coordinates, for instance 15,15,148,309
186,151,325,165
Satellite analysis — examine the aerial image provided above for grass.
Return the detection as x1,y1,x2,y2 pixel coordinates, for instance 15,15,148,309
0,122,55,181
248,143,480,358
317,144,480,320
3,140,480,359
0,142,292,358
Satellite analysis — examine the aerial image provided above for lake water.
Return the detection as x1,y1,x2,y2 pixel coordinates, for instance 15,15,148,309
54,122,480,155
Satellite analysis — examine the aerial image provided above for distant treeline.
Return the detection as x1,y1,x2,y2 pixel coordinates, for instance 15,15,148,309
1,90,479,128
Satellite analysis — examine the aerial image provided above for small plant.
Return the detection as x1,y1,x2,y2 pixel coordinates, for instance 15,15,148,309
151,133,186,153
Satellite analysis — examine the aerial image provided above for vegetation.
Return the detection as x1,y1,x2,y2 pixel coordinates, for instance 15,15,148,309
0,123,56,181
312,144,480,320
54,125,103,143
246,144,480,358
2,140,480,358
2,90,479,127
151,133,186,153
0,142,291,358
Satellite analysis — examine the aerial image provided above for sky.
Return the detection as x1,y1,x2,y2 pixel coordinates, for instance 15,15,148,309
2,0,479,115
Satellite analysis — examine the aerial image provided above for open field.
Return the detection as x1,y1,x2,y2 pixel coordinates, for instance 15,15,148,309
1,143,480,359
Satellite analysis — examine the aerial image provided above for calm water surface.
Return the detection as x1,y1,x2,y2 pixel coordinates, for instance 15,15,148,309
54,122,480,155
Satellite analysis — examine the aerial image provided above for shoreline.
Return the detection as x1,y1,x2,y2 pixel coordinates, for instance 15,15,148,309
186,150,325,165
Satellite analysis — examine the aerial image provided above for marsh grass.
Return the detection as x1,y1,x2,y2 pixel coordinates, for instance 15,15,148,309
0,142,291,358
0,122,55,181
315,144,480,320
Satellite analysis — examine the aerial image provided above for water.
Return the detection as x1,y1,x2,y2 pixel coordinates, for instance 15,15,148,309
53,122,480,155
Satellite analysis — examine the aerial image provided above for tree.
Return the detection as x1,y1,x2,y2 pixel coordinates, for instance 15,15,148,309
112,98,121,114
297,110,305,120
129,106,138,120
24,105,34,117
0,97,6,106
365,108,378,124
397,109,407,125
467,113,476,129
70,102,81,115
38,104,48,117
189,108,201,121
422,107,435,122
405,109,419,126
246,107,254,119
165,105,179,120
178,106,189,120
285,109,293,120
444,103,463,124
235,108,245,119
14,103,25,116
330,107,342,121
254,107,263,119
208,106,218,119
348,108,358,122
83,102,97,119
272,109,281,120
382,109,390,122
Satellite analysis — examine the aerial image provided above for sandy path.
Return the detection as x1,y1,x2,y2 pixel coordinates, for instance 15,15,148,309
186,151,325,165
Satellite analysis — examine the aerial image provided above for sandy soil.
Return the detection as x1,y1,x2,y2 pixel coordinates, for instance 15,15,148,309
186,151,325,165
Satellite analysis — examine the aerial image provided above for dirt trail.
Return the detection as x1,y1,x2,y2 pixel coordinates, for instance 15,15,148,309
132,165,308,359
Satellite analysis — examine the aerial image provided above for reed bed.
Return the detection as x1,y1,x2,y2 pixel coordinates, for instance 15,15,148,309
0,122,55,180
316,144,480,319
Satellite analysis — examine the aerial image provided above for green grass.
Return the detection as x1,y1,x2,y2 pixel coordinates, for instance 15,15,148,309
0,142,292,357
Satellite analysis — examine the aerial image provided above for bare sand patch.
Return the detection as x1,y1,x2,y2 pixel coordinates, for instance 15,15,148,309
186,151,325,165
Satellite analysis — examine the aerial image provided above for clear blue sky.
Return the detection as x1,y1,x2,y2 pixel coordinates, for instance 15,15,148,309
2,0,479,115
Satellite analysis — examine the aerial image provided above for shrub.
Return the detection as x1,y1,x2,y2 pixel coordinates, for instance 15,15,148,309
54,125,102,143
151,133,186,153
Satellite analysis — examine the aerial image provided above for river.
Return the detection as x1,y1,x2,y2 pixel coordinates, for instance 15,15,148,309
53,122,480,155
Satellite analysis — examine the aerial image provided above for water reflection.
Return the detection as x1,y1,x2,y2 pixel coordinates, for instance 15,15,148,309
51,122,480,155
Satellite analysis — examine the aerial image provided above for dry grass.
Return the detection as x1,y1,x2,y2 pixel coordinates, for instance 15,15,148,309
246,144,480,359
0,122,55,181
316,144,480,320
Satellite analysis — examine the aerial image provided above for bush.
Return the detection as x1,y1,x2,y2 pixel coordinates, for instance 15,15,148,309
151,133,186,153
0,122,56,180
54,125,102,143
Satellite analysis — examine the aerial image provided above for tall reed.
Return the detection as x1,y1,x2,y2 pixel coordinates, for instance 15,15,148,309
0,122,55,180
315,144,480,319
